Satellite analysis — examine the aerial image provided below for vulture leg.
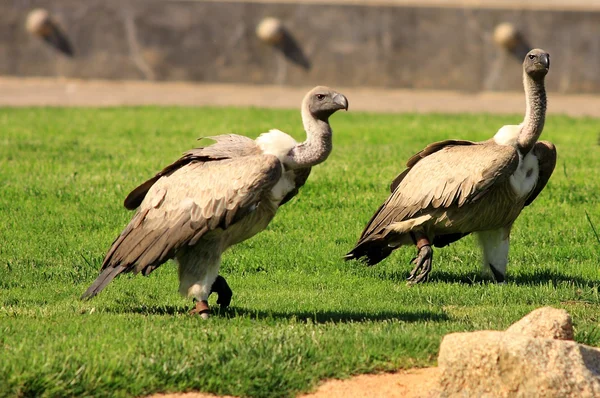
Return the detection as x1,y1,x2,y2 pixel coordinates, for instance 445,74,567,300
190,299,210,318
176,244,222,319
476,227,511,283
210,275,233,309
407,232,433,284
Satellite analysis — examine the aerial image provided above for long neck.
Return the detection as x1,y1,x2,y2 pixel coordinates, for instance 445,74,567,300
286,108,333,169
518,73,546,154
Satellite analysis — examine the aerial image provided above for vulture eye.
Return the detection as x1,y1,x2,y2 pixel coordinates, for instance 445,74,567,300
528,54,536,60
316,94,326,101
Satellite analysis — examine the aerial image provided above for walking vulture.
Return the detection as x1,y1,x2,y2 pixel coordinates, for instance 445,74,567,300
82,86,348,317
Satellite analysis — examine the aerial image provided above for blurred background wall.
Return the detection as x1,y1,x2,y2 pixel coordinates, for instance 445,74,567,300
2,0,600,93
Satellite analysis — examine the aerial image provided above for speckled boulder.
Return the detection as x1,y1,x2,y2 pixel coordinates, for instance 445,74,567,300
437,330,600,397
506,307,574,340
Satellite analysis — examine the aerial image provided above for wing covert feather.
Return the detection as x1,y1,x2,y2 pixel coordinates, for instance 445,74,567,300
525,141,556,207
124,134,260,210
103,154,282,276
360,142,519,240
279,167,311,206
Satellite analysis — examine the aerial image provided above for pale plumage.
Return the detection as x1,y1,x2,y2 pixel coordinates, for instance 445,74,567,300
346,49,556,284
82,86,348,317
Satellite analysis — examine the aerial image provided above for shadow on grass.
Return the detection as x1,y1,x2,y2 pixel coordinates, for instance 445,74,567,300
373,267,600,288
218,307,449,324
107,304,449,324
426,269,600,288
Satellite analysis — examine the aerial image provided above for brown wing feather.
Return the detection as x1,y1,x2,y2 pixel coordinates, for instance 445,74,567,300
279,167,311,206
390,140,475,192
525,141,557,207
358,141,519,242
406,139,476,167
82,154,281,299
124,134,260,210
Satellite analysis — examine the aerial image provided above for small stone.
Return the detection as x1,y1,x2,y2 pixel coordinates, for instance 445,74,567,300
507,306,574,340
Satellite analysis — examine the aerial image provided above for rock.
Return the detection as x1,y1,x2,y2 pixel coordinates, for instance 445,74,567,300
437,331,600,397
507,307,574,340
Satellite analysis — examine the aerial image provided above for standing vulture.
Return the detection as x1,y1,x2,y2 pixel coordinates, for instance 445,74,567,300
82,86,348,317
345,49,556,284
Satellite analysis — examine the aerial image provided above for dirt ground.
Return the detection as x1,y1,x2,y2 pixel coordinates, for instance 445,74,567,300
150,368,440,398
2,77,600,117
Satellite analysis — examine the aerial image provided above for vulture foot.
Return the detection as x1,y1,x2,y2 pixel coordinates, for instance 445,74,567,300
488,263,506,284
189,300,211,319
407,245,433,284
210,275,233,309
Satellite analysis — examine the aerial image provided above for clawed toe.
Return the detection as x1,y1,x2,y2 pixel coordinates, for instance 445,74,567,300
407,245,433,284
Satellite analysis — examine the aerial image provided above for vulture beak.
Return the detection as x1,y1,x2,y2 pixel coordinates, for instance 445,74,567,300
539,54,550,70
333,93,349,111
542,54,550,69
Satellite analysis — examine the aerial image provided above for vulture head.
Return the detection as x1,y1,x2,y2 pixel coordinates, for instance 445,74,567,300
523,49,550,80
304,86,349,122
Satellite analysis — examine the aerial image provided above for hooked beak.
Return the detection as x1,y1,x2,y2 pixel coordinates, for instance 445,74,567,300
539,53,550,70
332,93,349,111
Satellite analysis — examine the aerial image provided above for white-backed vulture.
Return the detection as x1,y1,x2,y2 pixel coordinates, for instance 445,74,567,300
82,86,348,317
345,49,556,284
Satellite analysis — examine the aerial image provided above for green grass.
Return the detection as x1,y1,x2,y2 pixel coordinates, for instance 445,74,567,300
1,106,599,398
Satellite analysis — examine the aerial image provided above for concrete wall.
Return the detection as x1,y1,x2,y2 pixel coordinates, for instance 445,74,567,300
2,0,600,93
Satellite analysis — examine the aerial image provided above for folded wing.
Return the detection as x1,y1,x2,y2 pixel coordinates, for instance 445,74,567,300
124,134,260,210
357,141,520,243
82,153,281,299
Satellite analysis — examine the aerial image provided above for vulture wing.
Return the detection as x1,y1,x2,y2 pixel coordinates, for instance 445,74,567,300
358,141,520,242
279,167,311,206
124,134,260,210
82,154,281,299
524,141,556,207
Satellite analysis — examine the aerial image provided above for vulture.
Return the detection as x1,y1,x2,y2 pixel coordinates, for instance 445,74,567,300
346,49,556,284
82,86,348,317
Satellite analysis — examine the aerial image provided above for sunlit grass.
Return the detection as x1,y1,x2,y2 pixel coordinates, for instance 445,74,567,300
0,107,599,397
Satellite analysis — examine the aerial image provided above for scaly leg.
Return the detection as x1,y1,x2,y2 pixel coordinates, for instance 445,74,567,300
210,275,233,309
476,227,510,283
176,244,221,319
407,232,434,284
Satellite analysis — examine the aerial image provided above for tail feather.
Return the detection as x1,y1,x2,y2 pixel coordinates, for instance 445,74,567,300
81,210,171,300
80,265,128,300
344,238,394,266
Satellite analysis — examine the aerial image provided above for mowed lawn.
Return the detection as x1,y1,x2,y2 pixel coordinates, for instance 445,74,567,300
1,106,599,398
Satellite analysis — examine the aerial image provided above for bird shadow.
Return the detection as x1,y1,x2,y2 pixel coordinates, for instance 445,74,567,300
108,304,448,324
422,269,599,288
370,264,600,288
508,36,532,61
44,21,74,57
216,307,448,324
275,31,311,70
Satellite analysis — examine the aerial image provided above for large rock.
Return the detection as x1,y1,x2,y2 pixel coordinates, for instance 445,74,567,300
437,331,600,397
506,307,574,341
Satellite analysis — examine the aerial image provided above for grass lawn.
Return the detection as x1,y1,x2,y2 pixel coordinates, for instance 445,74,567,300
1,106,599,398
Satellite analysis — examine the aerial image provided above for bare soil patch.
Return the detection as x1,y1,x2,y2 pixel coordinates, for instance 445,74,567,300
149,367,440,398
